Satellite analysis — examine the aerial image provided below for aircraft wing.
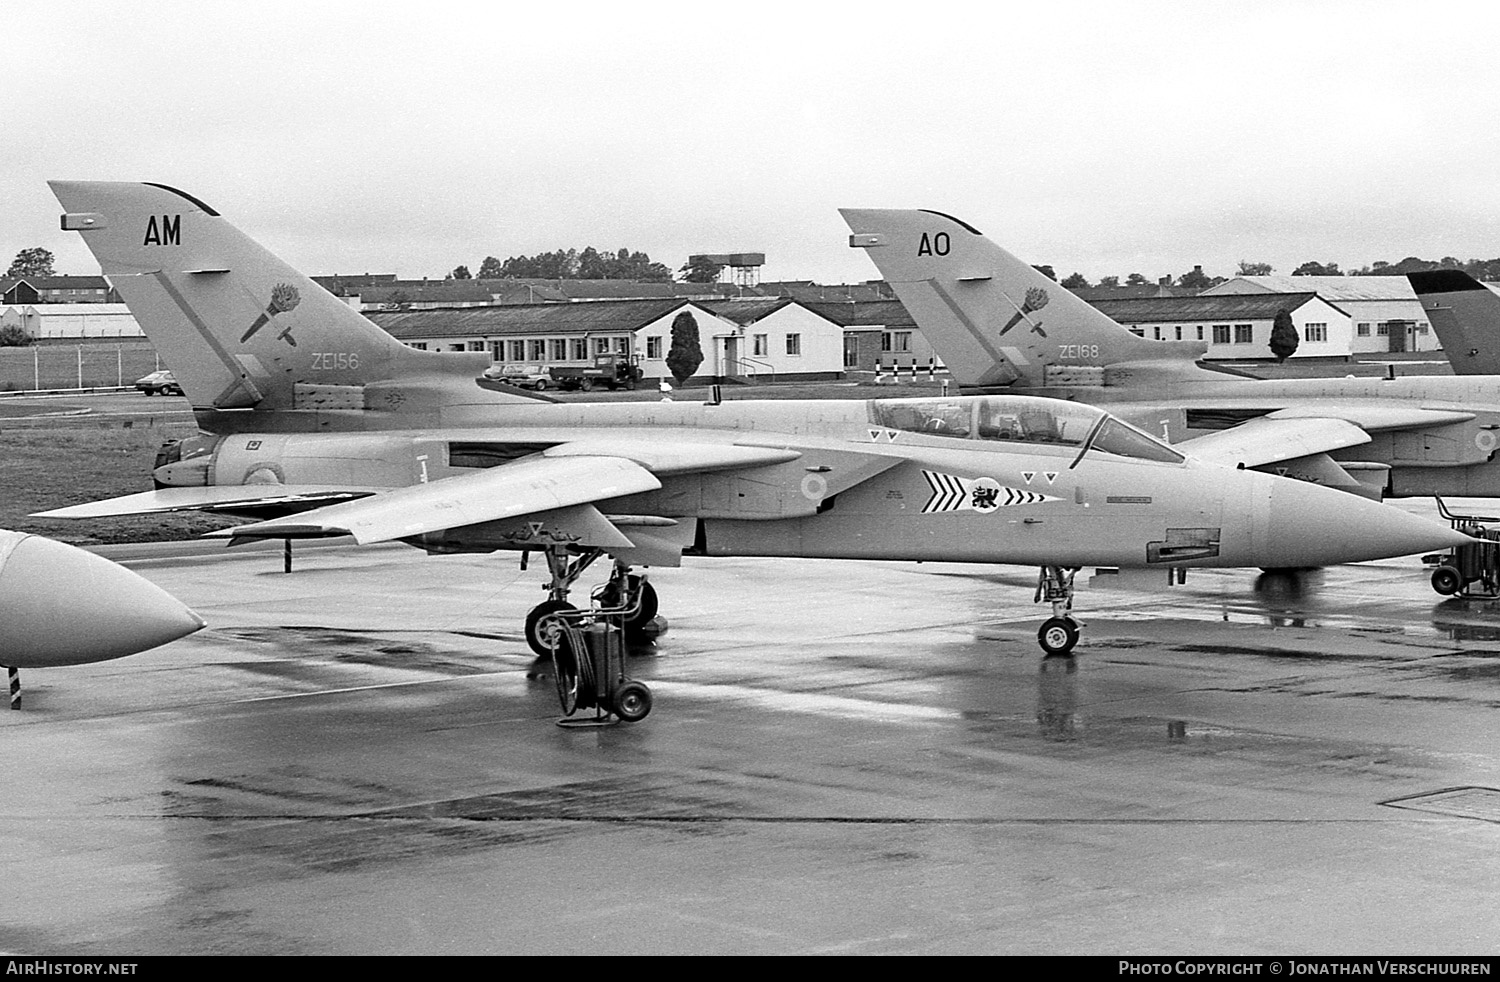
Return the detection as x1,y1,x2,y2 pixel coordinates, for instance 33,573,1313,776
1180,416,1372,468
206,454,663,545
1179,405,1476,468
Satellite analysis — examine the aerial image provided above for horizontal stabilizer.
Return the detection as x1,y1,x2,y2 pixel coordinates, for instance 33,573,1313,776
33,485,380,519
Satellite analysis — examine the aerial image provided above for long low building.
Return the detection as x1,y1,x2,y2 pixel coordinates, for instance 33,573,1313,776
365,298,847,382
1088,292,1356,360
1,303,143,339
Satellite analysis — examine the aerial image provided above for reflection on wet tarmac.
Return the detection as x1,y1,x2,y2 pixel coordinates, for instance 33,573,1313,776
1432,596,1500,641
1247,568,1326,628
1036,655,1077,740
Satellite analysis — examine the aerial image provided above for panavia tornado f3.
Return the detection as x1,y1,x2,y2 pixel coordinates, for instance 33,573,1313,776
842,209,1500,503
38,183,1466,676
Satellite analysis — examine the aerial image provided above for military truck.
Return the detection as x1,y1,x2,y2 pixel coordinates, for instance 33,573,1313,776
549,355,644,391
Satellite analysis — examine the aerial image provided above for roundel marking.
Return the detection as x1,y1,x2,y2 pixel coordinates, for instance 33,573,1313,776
801,473,828,501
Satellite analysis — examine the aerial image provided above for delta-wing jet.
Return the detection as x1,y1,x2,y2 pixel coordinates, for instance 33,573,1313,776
37,183,1466,668
843,209,1500,504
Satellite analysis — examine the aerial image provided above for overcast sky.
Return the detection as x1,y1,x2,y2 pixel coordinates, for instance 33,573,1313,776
7,0,1500,286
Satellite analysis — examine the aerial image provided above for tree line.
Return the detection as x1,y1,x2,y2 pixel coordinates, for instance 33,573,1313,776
1054,255,1500,291
448,247,678,283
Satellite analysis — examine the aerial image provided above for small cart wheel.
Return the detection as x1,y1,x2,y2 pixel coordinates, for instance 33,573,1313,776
525,599,577,656
1037,617,1080,657
1431,566,1464,597
611,680,653,722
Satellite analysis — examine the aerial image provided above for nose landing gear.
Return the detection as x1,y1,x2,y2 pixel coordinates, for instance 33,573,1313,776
1035,565,1082,657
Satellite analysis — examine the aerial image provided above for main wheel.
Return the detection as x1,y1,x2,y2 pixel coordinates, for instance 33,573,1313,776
533,379,548,391
625,578,658,631
551,630,585,714
1432,566,1464,596
610,680,652,722
1037,616,1080,657
525,599,577,656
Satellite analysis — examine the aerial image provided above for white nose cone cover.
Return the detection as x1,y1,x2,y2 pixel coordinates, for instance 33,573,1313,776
0,532,205,667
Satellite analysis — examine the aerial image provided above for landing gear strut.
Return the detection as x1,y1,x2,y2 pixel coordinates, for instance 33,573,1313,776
1034,565,1081,657
522,549,659,655
523,547,604,656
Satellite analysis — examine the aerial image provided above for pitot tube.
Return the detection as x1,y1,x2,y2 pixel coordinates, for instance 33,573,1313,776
998,286,1050,337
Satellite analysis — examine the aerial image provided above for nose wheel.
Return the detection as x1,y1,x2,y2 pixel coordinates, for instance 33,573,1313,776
1034,565,1082,656
1037,616,1080,657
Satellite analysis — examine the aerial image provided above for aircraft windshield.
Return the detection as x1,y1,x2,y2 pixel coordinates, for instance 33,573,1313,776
868,396,1184,464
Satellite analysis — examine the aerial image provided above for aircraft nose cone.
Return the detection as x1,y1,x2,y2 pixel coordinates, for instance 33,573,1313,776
1262,480,1472,567
0,531,205,668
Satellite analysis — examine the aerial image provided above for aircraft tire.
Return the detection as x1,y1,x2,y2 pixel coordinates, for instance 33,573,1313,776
611,680,652,722
625,579,659,631
1037,617,1080,657
526,599,577,657
1431,566,1465,597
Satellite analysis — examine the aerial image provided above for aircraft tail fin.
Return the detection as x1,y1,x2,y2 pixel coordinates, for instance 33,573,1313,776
1408,270,1500,375
839,208,1218,388
49,181,534,430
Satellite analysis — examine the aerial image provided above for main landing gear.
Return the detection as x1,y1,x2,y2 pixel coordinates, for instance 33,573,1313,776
522,548,659,656
1035,565,1082,657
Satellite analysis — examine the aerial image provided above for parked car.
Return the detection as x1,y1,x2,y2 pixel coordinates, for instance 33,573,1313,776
134,370,182,396
481,364,550,390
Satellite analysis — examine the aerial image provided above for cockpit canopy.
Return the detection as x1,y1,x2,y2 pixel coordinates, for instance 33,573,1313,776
869,396,1185,465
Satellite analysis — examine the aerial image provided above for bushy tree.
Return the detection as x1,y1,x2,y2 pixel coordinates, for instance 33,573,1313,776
1097,275,1120,288
449,265,472,280
7,248,55,278
1269,309,1299,362
477,256,504,278
1060,272,1090,289
1176,266,1215,290
666,310,703,383
1237,261,1273,276
1125,272,1150,286
1292,261,1342,276
1031,264,1057,281
0,324,33,346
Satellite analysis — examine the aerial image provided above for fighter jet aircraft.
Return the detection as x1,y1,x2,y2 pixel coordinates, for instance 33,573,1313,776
0,529,205,705
841,209,1500,502
37,183,1466,665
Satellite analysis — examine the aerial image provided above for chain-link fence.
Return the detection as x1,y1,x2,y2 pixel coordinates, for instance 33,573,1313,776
0,343,163,392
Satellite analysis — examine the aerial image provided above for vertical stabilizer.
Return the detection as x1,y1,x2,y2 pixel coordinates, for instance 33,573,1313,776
50,181,529,427
1409,270,1500,375
839,208,1216,388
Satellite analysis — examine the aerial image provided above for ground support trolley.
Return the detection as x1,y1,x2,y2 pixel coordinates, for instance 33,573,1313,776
1424,497,1500,598
547,574,654,726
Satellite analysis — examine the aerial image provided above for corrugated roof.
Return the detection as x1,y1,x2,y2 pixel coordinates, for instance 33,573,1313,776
366,298,694,339
1089,293,1330,323
800,300,917,328
1204,275,1416,301
699,298,795,325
